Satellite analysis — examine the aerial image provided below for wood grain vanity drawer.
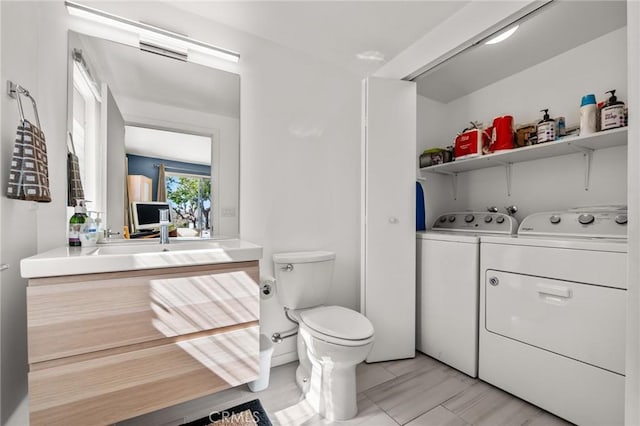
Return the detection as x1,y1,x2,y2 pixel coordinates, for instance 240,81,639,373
27,261,259,363
29,324,259,426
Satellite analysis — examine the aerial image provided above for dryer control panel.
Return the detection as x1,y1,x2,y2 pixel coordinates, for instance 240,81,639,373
432,212,518,234
518,208,627,239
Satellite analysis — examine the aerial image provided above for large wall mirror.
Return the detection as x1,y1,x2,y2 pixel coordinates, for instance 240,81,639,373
66,30,240,239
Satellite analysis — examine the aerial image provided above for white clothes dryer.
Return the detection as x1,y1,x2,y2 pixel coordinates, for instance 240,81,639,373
479,207,628,426
416,211,517,377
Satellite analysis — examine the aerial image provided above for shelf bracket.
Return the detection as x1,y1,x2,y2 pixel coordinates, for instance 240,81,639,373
569,144,594,191
451,173,458,200
494,161,513,196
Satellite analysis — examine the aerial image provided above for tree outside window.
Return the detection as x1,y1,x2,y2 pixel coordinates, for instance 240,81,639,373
165,173,211,235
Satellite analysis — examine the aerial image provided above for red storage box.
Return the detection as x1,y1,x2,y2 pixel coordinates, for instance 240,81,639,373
455,128,490,160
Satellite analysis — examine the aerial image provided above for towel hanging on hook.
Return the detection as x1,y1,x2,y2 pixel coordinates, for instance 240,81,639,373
6,80,51,202
7,81,41,128
67,132,85,207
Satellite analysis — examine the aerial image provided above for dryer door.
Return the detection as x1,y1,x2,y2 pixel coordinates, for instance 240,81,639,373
484,270,626,374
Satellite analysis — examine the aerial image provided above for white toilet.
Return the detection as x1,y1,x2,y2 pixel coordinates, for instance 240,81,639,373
273,251,375,421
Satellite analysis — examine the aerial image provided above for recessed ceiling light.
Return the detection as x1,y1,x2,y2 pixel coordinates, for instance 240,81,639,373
485,25,519,45
356,50,385,61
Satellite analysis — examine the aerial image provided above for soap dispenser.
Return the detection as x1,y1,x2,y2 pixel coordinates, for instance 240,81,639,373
95,212,104,243
69,200,87,247
81,211,98,247
601,90,625,131
537,109,556,144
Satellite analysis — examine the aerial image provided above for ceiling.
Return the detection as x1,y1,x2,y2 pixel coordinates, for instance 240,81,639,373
79,33,240,119
166,1,470,76
415,0,627,103
124,126,211,165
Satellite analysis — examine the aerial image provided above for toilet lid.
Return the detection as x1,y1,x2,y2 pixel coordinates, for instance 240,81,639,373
300,306,374,341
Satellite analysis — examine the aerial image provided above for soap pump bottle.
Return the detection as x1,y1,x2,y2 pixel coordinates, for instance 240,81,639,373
82,211,98,247
69,200,87,247
537,109,556,144
95,212,104,243
601,90,625,131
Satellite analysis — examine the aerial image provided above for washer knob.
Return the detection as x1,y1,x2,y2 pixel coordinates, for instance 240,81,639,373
615,215,628,225
484,215,493,223
465,214,475,223
578,214,595,225
439,216,447,223
448,215,456,223
496,216,505,224
550,215,561,224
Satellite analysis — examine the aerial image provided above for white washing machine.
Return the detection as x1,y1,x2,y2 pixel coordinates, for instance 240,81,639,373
417,211,517,377
479,207,628,426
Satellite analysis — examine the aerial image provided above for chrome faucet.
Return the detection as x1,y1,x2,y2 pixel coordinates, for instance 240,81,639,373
159,209,170,244
104,229,121,239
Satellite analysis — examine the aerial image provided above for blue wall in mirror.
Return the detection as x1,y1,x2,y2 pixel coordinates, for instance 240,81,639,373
126,154,211,201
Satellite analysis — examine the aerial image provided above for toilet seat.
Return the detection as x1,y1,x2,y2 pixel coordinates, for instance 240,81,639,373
300,306,374,347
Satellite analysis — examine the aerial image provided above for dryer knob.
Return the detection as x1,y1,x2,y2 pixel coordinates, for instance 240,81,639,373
578,214,595,225
439,216,447,223
615,215,628,225
448,215,456,223
465,214,475,223
550,215,561,224
496,216,505,224
484,215,493,223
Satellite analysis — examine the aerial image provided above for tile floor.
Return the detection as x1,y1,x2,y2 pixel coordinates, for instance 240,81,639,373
120,352,572,426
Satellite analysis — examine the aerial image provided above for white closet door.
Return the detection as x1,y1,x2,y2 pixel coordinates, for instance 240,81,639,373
361,77,416,362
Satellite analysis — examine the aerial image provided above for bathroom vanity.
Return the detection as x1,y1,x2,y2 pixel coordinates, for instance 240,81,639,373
21,239,262,426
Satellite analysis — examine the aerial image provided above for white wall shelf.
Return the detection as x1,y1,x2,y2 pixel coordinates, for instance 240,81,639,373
420,127,627,197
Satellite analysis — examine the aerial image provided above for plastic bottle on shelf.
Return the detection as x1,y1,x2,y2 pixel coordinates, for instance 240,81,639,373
601,90,625,131
537,109,556,143
580,94,597,136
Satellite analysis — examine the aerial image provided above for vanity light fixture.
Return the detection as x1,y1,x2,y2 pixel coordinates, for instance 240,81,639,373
485,25,519,45
65,1,240,65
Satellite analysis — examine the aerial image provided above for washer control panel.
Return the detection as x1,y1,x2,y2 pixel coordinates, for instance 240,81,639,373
433,212,518,234
519,209,627,238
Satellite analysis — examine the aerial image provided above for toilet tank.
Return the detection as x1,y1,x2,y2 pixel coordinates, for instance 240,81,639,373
273,251,335,309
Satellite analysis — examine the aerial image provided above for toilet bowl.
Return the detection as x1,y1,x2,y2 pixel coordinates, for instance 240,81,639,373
273,251,375,421
295,306,374,421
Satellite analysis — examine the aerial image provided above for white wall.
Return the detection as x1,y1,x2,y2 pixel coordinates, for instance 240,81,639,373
0,2,69,424
416,95,455,225
118,96,240,237
240,31,362,364
418,28,628,222
0,0,3,419
104,86,126,233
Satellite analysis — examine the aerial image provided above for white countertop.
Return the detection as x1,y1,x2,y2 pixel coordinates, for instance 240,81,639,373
20,238,263,278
